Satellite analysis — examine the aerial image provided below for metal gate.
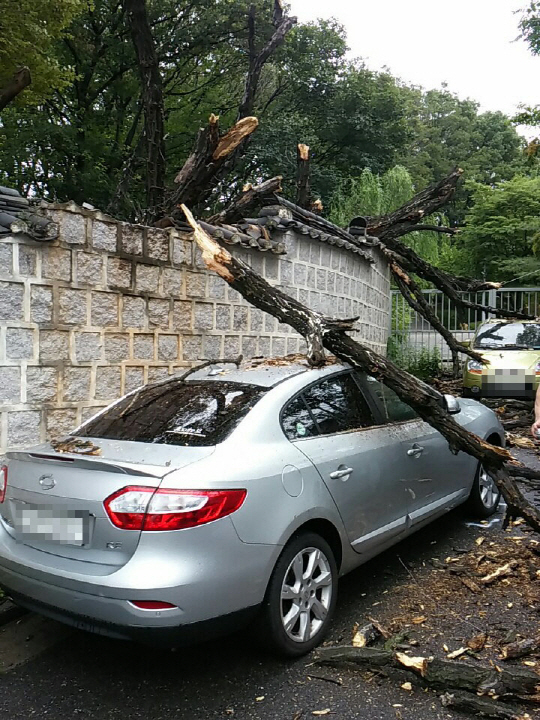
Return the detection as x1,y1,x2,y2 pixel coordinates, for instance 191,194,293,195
391,287,540,366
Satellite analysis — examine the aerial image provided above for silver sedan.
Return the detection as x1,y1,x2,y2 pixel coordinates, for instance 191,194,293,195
0,358,504,656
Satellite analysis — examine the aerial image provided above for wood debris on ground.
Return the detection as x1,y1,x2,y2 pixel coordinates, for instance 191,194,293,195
311,534,540,719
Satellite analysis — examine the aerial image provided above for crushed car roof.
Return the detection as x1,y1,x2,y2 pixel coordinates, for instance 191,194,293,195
187,354,344,388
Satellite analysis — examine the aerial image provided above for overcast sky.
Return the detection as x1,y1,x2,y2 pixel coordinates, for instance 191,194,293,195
289,0,540,134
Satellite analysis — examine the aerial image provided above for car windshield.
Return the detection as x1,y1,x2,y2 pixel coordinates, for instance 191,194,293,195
473,322,540,350
77,380,267,447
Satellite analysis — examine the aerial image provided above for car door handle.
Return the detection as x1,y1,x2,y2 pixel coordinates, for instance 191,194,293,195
407,444,424,458
329,467,353,480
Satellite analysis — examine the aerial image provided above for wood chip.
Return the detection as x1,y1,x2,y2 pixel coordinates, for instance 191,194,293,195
412,615,427,624
447,647,468,659
467,633,488,652
395,652,429,675
479,561,519,585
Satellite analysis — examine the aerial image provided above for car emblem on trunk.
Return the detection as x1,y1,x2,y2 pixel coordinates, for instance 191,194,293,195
39,474,56,490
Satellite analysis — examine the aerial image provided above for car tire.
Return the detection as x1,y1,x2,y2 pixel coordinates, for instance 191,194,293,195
257,532,338,657
465,462,501,518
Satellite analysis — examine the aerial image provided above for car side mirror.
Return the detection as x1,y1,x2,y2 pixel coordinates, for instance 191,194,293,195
444,394,461,415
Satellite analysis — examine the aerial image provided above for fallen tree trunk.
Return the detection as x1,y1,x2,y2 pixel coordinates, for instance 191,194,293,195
314,646,540,697
0,67,31,112
440,690,530,720
207,176,282,225
182,204,540,533
296,143,311,208
501,636,540,661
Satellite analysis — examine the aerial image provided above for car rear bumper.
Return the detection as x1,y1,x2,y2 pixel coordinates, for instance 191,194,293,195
0,518,278,641
3,581,258,646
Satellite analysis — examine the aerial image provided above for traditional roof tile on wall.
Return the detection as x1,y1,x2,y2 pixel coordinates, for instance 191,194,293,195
0,186,59,241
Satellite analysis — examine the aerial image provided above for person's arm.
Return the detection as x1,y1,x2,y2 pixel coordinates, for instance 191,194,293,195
532,385,540,437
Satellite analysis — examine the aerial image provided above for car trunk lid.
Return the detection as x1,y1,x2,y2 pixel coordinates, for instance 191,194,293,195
1,439,214,567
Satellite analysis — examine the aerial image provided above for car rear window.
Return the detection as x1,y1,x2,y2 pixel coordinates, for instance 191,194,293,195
77,380,266,447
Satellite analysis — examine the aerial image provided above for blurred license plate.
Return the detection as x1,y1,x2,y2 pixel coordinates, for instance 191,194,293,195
12,503,89,546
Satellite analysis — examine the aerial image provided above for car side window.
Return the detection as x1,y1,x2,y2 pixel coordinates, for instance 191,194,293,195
281,395,318,441
302,374,375,436
366,376,418,423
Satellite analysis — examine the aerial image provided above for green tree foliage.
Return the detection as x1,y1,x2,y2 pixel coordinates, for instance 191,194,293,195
0,0,84,105
459,176,540,282
0,0,531,225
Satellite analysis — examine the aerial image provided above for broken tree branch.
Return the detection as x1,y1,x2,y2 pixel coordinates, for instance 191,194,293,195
0,67,31,112
181,206,540,533
207,176,282,225
388,258,487,377
166,114,259,213
399,224,458,236
296,143,311,209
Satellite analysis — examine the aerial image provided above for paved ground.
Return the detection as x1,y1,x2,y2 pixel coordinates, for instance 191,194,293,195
0,453,537,720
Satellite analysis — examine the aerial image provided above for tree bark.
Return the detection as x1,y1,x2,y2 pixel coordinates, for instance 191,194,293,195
123,0,166,218
0,67,31,112
181,204,540,533
296,143,311,208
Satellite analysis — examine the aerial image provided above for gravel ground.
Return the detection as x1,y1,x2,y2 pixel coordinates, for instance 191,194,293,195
0,453,537,720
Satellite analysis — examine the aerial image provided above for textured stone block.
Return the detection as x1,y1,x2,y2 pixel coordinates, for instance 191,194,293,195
74,332,102,362
287,337,299,354
58,288,88,325
92,221,117,251
223,336,240,357
91,292,119,327
182,335,202,361
330,249,340,270
242,336,257,358
125,367,144,394
77,252,103,285
0,367,21,402
320,245,331,267
327,271,336,293
185,272,206,298
265,254,279,280
277,322,290,335
316,268,326,291
146,228,169,262
233,306,248,331
271,337,286,357
208,275,227,300
63,367,91,402
202,335,222,359
135,263,159,293
264,314,277,333
104,334,130,362
40,330,69,361
0,243,12,275
280,261,293,285
163,268,183,296
62,212,86,245
250,308,263,332
227,287,242,304
309,243,321,265
148,298,170,328
18,246,37,276
26,366,58,403
31,285,53,324
306,267,316,289
8,411,41,447
107,257,132,289
172,237,192,266
294,263,307,286
121,224,144,255
343,276,350,296
6,328,34,360
0,281,24,321
122,296,147,328
95,366,121,400
298,288,309,307
193,302,214,330
215,305,231,331
158,335,178,361
258,336,270,357
133,334,155,360
172,300,192,331
46,409,77,438
148,367,169,384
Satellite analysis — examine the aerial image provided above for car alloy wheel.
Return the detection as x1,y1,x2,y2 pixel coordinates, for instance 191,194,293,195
280,547,333,643
478,465,499,510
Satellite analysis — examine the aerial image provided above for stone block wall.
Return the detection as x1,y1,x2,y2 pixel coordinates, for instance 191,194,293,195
0,203,390,455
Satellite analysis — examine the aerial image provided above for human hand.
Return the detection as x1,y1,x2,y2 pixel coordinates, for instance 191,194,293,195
531,419,540,439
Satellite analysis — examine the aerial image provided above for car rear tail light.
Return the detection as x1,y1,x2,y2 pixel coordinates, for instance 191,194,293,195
130,601,177,610
0,466,7,503
103,486,247,531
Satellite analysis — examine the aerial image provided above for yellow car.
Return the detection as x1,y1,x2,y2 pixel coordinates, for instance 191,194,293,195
463,319,540,398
